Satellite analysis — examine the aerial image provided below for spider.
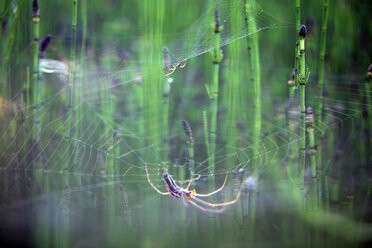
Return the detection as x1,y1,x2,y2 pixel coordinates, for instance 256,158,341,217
163,60,187,76
145,166,244,213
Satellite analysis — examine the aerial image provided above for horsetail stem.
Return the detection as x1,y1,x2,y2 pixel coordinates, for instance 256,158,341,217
298,25,308,178
35,34,51,138
31,0,41,140
294,42,299,88
316,1,329,202
306,107,316,176
317,0,329,128
182,120,194,172
296,0,301,35
203,110,210,157
162,47,171,161
246,0,262,169
32,0,40,101
295,0,301,87
288,69,295,101
209,9,223,172
1,0,22,96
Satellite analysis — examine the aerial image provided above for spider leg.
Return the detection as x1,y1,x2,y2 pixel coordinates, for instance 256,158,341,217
186,198,226,213
163,66,177,76
191,176,246,207
185,175,193,190
182,195,189,207
194,172,228,197
145,166,169,195
179,60,187,68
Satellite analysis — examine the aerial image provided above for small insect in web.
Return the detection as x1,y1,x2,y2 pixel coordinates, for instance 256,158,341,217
163,60,187,76
145,167,245,213
163,46,187,76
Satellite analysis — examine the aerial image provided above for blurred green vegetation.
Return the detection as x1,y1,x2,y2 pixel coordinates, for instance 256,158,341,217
0,0,371,247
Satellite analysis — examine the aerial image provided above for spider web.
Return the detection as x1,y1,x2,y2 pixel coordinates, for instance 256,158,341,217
0,0,367,215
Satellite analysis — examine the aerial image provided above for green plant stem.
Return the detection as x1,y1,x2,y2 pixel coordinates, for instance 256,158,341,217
308,125,318,208
67,0,77,140
1,0,22,97
203,110,210,157
246,0,261,169
162,47,171,162
209,60,219,172
162,78,170,161
317,0,329,126
79,0,87,136
299,26,307,180
295,0,301,88
294,42,299,89
26,67,30,107
209,10,223,173
33,25,39,98
296,0,301,35
31,3,40,140
308,129,316,176
140,0,165,165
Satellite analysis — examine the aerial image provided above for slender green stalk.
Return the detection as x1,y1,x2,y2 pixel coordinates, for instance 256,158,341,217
306,109,316,173
140,0,165,165
294,42,299,89
31,0,40,140
182,120,194,173
296,0,301,34
208,9,223,172
288,69,295,102
306,106,318,208
245,3,261,246
36,34,51,138
295,0,301,87
1,0,22,96
162,47,171,161
317,0,329,126
298,25,309,179
26,67,30,107
203,110,210,157
79,0,87,67
32,0,39,103
246,0,261,169
317,0,329,208
67,0,77,140
79,0,87,136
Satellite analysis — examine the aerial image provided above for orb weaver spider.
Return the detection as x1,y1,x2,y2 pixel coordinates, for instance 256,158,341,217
163,60,187,76
145,166,244,213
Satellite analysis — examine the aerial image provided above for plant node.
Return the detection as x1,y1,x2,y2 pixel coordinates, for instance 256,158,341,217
32,0,40,21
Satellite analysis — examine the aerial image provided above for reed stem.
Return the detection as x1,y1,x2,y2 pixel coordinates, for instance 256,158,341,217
31,0,40,139
306,106,318,207
298,25,309,178
296,0,301,35
162,47,171,161
317,0,329,126
288,69,295,102
208,9,223,172
295,0,301,87
36,34,51,137
246,0,262,168
67,0,77,140
203,110,210,157
182,120,195,173
1,0,22,96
